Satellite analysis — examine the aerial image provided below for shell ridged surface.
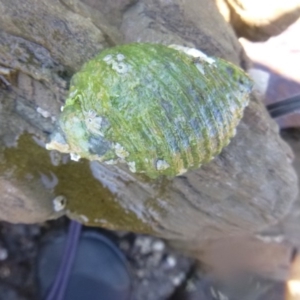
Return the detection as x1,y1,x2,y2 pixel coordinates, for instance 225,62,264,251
49,43,253,178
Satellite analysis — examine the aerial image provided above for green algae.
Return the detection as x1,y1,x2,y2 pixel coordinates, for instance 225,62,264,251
1,133,154,233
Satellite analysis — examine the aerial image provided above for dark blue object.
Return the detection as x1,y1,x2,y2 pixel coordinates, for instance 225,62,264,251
38,220,132,300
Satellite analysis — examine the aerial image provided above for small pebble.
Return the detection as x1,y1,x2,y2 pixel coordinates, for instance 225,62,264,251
0,247,8,261
152,240,165,252
172,272,185,286
135,237,152,255
166,255,177,268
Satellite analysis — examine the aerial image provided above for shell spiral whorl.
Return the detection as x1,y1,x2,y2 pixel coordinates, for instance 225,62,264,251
47,43,253,179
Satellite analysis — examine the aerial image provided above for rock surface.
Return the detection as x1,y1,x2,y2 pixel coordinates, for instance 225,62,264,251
0,0,299,280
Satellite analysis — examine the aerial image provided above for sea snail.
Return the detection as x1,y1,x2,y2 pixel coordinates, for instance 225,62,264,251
46,43,253,179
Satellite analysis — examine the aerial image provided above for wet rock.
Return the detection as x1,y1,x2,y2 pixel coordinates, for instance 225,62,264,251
121,0,246,66
81,0,138,27
0,135,63,223
0,0,112,71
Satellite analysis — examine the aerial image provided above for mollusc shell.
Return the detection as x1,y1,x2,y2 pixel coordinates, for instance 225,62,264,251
51,43,253,178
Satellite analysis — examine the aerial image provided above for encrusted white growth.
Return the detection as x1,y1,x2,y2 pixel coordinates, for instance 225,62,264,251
104,159,117,165
156,159,170,171
116,53,125,61
174,115,185,123
103,53,130,74
70,152,81,161
79,215,89,223
195,63,205,75
103,54,113,62
114,143,129,158
112,62,129,74
0,66,12,75
46,132,71,153
128,161,136,173
36,107,51,118
84,110,104,136
169,44,216,65
53,195,66,212
68,89,78,98
178,168,187,175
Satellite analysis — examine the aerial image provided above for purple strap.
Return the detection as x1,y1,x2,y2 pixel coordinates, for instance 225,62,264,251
45,220,82,300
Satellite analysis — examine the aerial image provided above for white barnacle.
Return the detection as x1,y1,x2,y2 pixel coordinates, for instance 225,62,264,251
116,53,125,61
112,62,129,74
70,152,81,161
53,195,67,212
85,109,97,119
103,54,113,63
156,159,170,171
128,161,136,173
84,110,104,135
114,143,129,158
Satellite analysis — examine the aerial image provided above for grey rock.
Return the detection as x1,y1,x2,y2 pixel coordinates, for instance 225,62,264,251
0,0,110,71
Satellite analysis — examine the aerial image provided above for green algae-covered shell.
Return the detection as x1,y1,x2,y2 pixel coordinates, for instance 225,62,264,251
47,43,253,179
